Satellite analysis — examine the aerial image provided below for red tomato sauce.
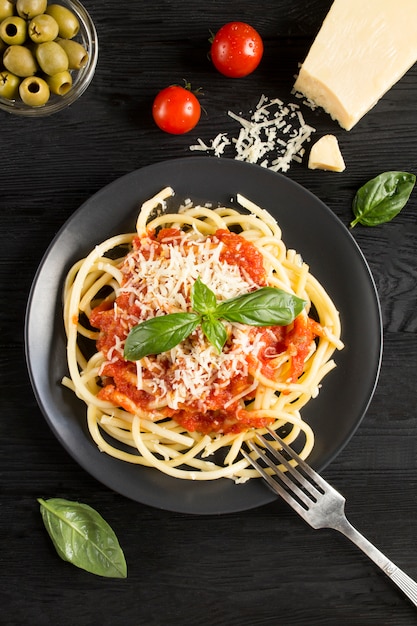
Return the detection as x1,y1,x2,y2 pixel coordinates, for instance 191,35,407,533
215,229,266,284
90,294,137,356
89,227,323,435
99,361,153,407
256,316,324,383
174,406,273,436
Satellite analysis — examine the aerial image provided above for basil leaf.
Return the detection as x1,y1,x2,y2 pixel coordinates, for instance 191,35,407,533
191,277,217,315
38,498,127,578
201,316,228,353
123,284,305,359
124,312,200,361
216,287,306,326
350,171,416,228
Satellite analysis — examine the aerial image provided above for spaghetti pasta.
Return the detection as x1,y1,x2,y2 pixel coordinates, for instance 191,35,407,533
63,187,343,481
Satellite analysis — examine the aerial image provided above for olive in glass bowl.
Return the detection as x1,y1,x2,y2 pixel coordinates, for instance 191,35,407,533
0,0,98,116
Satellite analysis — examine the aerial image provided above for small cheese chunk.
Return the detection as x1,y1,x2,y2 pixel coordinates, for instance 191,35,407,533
308,135,345,172
293,0,417,130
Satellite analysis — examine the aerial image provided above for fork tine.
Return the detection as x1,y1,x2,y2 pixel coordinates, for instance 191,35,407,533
247,441,314,510
255,433,324,503
241,448,282,494
255,434,307,479
263,426,327,491
241,448,310,519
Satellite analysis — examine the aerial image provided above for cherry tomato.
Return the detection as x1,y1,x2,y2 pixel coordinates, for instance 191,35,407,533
211,22,264,78
152,85,201,134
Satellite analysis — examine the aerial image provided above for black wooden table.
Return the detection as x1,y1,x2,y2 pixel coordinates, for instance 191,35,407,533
1,1,417,624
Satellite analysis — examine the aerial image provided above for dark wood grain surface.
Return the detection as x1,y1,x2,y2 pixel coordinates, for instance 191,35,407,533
1,1,417,624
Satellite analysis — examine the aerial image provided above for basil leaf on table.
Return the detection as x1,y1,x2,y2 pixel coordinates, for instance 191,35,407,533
38,498,127,578
201,315,228,353
216,287,306,326
124,312,200,360
350,171,416,228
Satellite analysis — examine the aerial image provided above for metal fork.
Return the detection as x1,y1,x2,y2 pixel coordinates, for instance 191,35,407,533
242,427,417,607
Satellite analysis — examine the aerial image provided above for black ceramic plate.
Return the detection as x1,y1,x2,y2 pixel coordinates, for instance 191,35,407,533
25,157,382,515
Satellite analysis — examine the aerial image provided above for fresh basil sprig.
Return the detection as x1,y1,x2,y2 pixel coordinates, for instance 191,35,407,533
124,278,305,361
201,315,228,354
350,171,416,228
191,276,218,315
123,312,200,361
191,278,229,352
216,287,304,326
38,498,127,578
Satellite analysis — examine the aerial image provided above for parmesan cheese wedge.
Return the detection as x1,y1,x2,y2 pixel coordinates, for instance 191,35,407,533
293,0,417,130
308,135,345,172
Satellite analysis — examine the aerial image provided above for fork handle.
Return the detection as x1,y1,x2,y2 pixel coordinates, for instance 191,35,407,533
336,518,417,607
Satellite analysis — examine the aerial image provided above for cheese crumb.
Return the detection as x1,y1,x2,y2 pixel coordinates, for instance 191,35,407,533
190,95,316,173
308,135,345,172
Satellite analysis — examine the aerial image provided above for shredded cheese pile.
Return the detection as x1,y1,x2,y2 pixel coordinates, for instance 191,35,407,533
121,231,258,317
190,95,316,172
106,231,266,411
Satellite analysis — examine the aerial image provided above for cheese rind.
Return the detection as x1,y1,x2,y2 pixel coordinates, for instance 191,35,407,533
308,135,345,172
294,0,417,130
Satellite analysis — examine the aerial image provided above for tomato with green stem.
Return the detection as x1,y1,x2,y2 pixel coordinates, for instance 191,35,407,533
210,22,263,78
152,84,201,134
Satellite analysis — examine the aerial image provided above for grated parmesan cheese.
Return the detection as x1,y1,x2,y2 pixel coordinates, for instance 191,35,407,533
189,95,316,172
105,230,268,411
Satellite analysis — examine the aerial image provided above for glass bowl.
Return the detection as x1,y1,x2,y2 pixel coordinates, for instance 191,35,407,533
0,0,98,116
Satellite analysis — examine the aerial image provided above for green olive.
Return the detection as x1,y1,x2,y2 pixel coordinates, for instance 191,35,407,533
56,37,88,69
0,70,20,99
0,16,28,45
45,4,79,39
19,75,50,106
16,0,47,20
29,14,59,43
0,0,13,21
3,45,38,77
35,40,68,75
45,69,72,95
